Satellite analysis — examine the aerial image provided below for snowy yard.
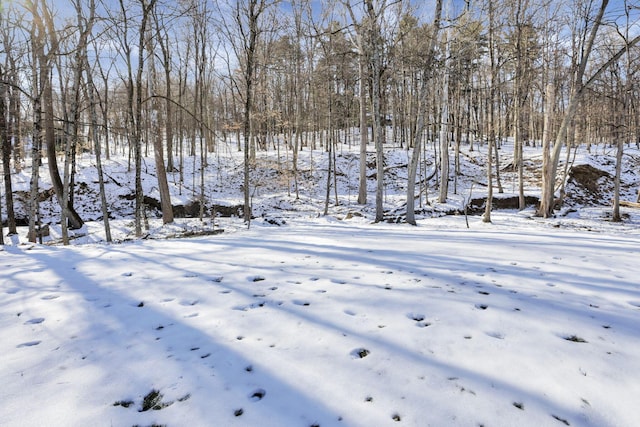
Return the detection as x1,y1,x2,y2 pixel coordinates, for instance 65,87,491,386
1,213,639,427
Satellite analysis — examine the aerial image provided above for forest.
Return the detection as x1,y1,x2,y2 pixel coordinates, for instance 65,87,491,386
1,0,640,244
2,2,640,426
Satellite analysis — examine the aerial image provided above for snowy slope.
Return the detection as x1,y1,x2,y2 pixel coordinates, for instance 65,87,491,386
7,141,640,231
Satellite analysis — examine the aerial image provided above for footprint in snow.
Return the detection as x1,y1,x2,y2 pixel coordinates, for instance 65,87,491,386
475,304,488,310
344,309,357,316
293,300,310,306
408,314,431,328
250,388,266,401
41,294,59,300
180,299,199,306
210,276,224,283
17,341,41,348
351,348,370,359
24,318,45,325
250,276,266,282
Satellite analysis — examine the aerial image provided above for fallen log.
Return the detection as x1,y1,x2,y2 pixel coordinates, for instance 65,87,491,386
619,200,640,209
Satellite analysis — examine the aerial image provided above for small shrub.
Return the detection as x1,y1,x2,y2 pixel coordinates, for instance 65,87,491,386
140,389,163,412
564,335,587,343
113,400,134,408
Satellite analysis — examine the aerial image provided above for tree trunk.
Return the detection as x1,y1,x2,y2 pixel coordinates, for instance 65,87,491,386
1,68,16,235
148,12,173,224
86,61,112,242
357,55,368,205
484,0,497,223
438,82,449,203
538,0,617,217
406,0,443,225
240,0,267,226
364,0,385,222
38,39,84,232
28,88,42,242
612,136,623,222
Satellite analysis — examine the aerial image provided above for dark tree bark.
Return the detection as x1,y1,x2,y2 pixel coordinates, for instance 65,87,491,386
1,65,16,236
34,1,85,231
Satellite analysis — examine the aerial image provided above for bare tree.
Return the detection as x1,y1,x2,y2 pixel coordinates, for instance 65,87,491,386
612,0,636,221
0,61,6,245
147,1,173,224
538,0,640,217
362,0,387,222
483,0,498,223
26,0,85,234
112,0,158,236
406,0,444,225
340,0,371,205
218,0,273,225
0,9,19,237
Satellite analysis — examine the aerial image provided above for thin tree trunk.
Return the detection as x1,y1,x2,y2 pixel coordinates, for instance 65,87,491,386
1,69,16,235
0,70,6,244
148,13,173,224
357,56,367,204
28,86,42,242
406,0,443,225
484,0,497,223
438,80,449,203
86,64,112,241
612,136,623,221
240,0,267,226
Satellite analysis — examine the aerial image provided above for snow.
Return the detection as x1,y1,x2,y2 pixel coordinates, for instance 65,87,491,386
1,212,639,427
2,138,640,426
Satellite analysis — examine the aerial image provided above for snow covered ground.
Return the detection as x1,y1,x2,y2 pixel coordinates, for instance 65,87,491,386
1,211,639,427
1,139,639,426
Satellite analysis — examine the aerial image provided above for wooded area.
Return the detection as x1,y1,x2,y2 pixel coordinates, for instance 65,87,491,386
1,0,639,244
